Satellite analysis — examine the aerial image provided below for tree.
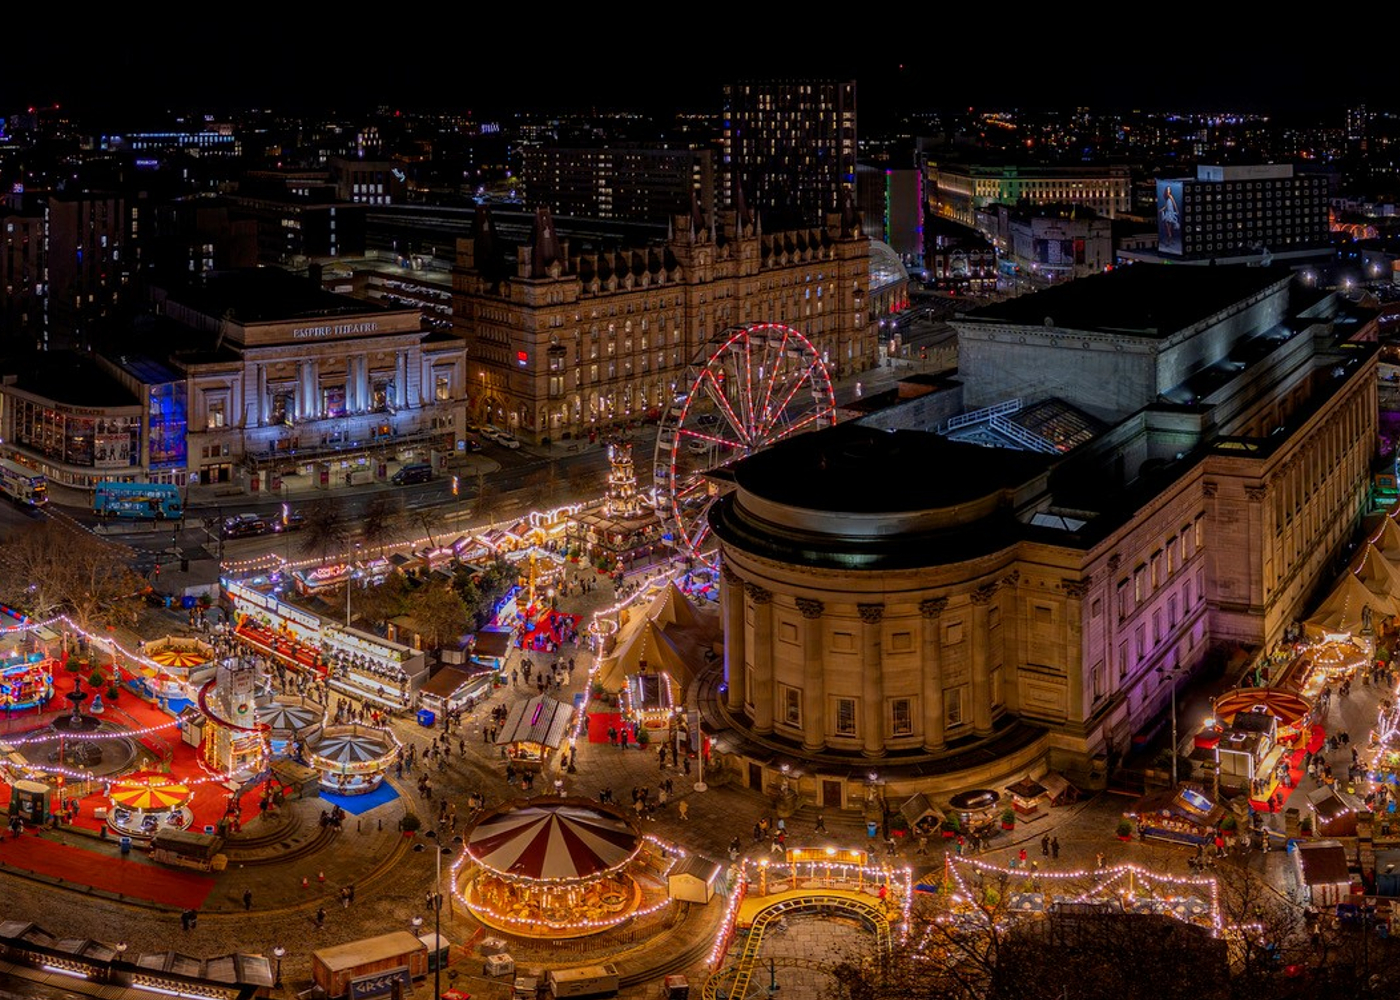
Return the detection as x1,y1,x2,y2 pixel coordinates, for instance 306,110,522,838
352,575,411,628
471,469,496,522
360,495,403,555
298,499,350,562
406,582,468,651
0,521,146,642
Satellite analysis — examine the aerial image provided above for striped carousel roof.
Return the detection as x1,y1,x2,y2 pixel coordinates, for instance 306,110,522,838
309,729,394,765
466,802,642,882
256,700,322,734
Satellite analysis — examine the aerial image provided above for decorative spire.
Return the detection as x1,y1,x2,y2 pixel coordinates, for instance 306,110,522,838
604,440,645,520
528,206,562,278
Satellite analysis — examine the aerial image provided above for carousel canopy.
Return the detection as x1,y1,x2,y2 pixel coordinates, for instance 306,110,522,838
466,802,641,882
256,699,322,734
1307,570,1395,635
1212,688,1311,729
496,694,572,750
310,729,393,765
110,774,191,811
151,649,212,668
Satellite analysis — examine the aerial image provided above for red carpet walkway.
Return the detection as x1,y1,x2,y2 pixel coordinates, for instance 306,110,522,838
1249,724,1328,814
0,831,214,909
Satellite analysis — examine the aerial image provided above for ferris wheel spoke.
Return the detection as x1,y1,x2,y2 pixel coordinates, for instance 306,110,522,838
753,328,791,428
700,369,752,447
678,427,747,452
754,364,816,441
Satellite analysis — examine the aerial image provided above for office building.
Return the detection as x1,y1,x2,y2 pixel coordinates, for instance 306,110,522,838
925,160,1131,232
710,265,1377,800
453,201,876,444
520,147,715,224
722,79,856,227
1154,164,1329,261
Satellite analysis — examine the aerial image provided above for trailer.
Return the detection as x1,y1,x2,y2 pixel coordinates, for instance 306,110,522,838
312,932,428,999
547,964,619,999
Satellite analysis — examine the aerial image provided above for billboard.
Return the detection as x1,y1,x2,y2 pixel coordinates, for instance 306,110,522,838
1157,180,1185,255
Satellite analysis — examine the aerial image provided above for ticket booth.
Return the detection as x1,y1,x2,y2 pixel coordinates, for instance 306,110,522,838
9,780,50,825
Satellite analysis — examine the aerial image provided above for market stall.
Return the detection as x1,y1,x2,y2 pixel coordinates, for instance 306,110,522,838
1307,786,1359,838
496,694,572,771
469,628,515,673
225,580,325,675
1005,777,1048,817
293,562,354,597
1127,784,1225,846
623,672,677,732
417,665,493,717
1293,840,1354,906
305,723,398,795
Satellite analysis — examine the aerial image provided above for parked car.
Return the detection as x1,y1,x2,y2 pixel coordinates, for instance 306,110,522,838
391,463,433,486
480,425,507,444
494,432,522,450
463,437,483,453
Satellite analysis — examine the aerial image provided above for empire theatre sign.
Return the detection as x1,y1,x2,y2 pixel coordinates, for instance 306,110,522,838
232,309,422,347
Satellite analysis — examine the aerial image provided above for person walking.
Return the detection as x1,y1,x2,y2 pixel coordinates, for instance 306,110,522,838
314,907,326,929
678,799,689,821
1040,834,1050,857
242,889,253,911
1050,837,1060,860
815,811,827,833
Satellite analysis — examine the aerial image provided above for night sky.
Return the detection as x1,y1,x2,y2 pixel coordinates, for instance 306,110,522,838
2,19,1386,122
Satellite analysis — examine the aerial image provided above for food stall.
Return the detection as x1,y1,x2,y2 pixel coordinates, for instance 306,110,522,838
624,671,677,732
293,562,354,597
470,628,515,673
1005,777,1049,817
947,789,1001,835
312,931,428,999
496,694,572,772
1307,786,1359,838
1293,840,1354,906
418,665,493,717
1127,784,1225,846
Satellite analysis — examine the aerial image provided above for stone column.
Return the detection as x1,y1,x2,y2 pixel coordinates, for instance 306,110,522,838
858,602,885,758
396,353,409,409
255,364,267,425
970,582,998,737
357,356,370,413
796,598,825,752
721,565,746,716
1062,578,1089,723
746,583,774,734
919,597,948,752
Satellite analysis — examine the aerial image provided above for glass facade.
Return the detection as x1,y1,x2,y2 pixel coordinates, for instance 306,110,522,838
12,401,139,469
148,382,188,469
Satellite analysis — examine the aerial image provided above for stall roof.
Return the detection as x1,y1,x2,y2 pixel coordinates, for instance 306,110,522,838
899,792,939,827
313,931,426,973
1306,786,1355,822
668,854,723,885
1294,840,1351,886
496,694,572,750
421,665,487,698
473,629,514,659
1006,778,1048,799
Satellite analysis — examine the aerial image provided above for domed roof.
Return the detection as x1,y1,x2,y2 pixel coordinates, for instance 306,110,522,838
869,240,909,292
466,801,642,883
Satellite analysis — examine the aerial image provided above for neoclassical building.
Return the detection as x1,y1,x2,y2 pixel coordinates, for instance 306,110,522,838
708,266,1378,803
453,200,878,444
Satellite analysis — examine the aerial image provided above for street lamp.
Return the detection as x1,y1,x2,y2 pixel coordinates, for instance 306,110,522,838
1156,666,1180,786
271,945,285,989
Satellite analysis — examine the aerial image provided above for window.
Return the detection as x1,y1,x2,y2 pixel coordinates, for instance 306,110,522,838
434,372,452,402
1117,580,1129,620
1092,660,1107,701
891,698,913,737
1135,625,1146,659
782,686,801,727
945,687,966,728
1134,566,1146,602
834,698,857,736
206,399,225,430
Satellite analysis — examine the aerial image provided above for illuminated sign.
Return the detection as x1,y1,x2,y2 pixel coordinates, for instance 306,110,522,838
291,321,380,340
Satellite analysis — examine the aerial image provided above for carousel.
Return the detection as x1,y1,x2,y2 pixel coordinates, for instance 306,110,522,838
106,772,193,839
140,636,215,702
0,651,54,713
255,696,324,758
458,798,650,938
305,723,397,795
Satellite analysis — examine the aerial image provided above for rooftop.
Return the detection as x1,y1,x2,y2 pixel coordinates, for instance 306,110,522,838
166,269,394,325
959,264,1292,339
4,352,139,408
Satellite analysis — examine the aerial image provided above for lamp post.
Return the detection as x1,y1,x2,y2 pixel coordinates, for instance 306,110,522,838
1156,666,1180,786
271,945,285,990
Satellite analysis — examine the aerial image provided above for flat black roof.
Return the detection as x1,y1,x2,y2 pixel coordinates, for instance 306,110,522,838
167,269,393,325
5,352,139,407
959,264,1293,338
729,423,1053,516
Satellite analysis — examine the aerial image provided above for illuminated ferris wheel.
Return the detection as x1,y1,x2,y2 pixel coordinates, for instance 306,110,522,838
654,323,836,564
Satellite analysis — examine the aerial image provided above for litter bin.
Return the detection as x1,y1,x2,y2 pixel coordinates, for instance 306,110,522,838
866,820,878,840
417,709,436,728
119,836,132,856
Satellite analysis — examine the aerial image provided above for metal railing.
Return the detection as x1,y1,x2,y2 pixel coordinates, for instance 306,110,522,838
945,398,1021,431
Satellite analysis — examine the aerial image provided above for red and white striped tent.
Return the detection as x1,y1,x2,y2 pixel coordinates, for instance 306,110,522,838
465,801,642,883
